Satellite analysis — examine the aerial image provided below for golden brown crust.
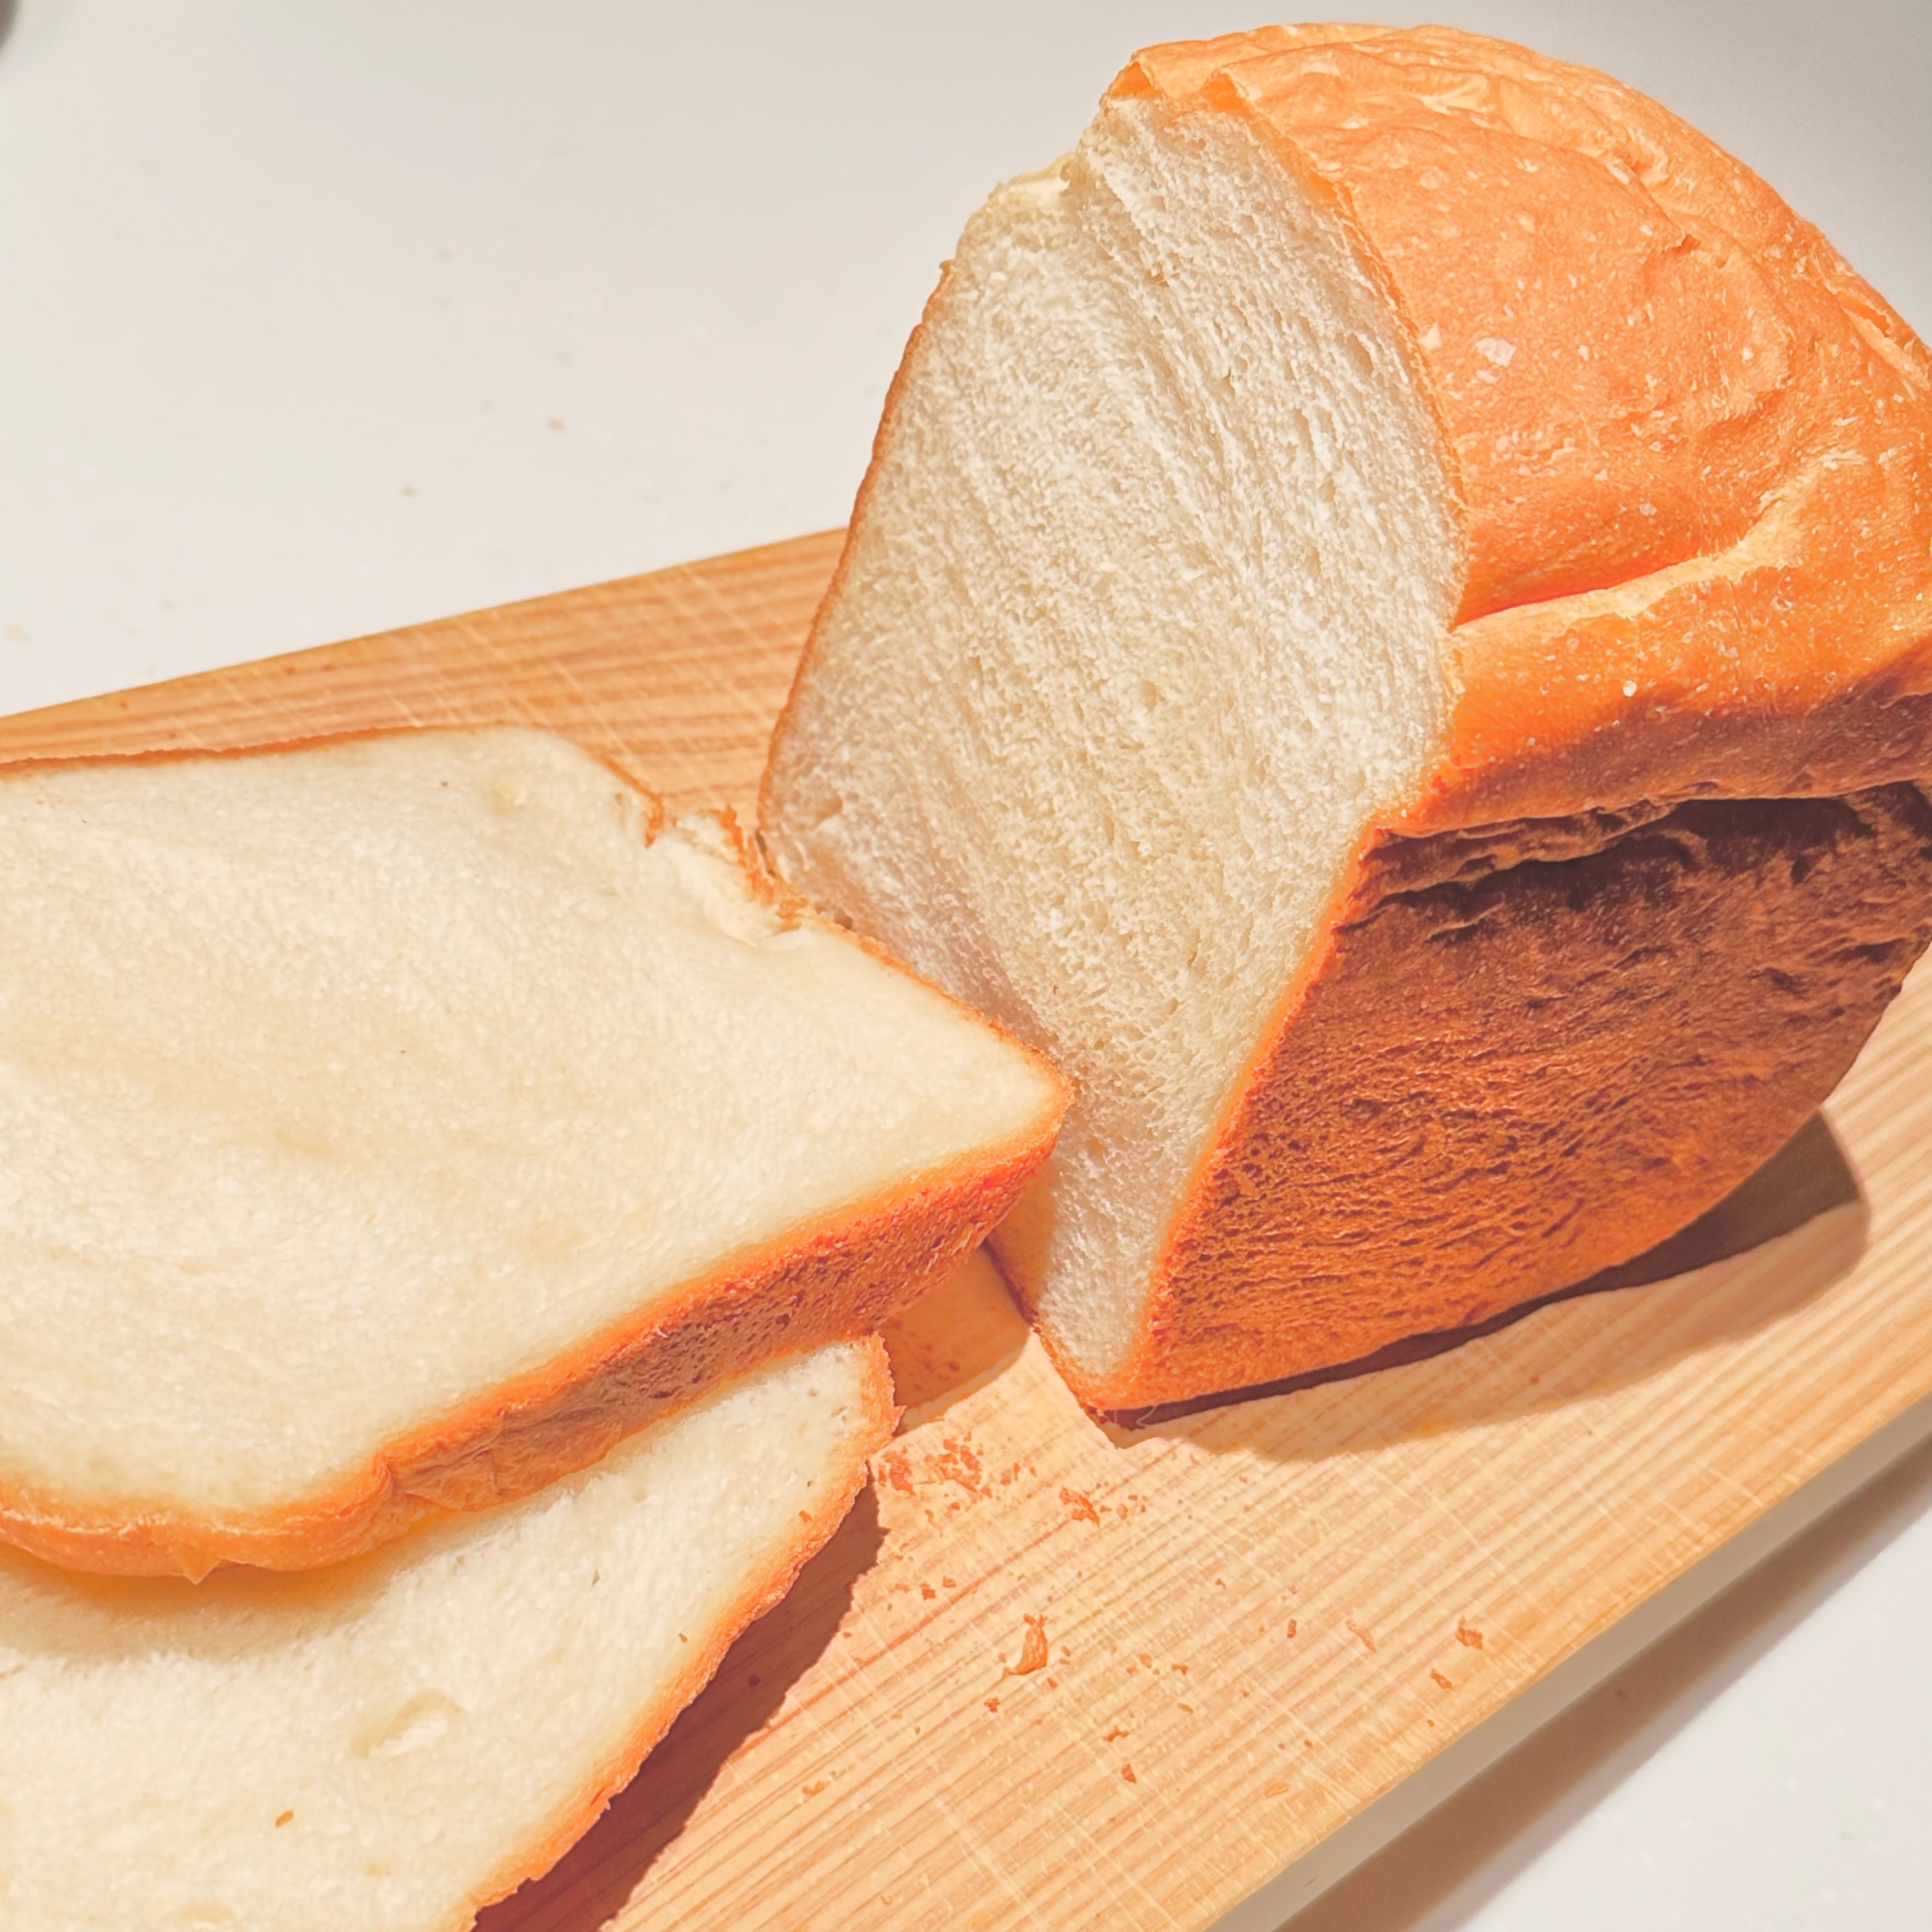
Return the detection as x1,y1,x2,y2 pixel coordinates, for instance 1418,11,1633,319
0,731,1064,1577
1071,784,1932,1412
1021,24,1932,1409
1112,24,1932,829
457,1337,898,1929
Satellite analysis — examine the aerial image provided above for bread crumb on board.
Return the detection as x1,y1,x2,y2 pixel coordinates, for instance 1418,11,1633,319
1006,1615,1050,1677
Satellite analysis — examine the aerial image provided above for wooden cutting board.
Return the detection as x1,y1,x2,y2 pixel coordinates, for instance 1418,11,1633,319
9,529,1932,1932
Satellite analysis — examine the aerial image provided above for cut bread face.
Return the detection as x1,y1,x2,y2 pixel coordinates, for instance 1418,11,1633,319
0,728,1061,1574
765,95,1460,1387
763,25,1932,1409
0,1337,893,1932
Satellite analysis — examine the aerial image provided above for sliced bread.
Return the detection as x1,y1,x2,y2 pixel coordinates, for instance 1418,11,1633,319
0,727,1061,1573
0,1337,892,1932
761,24,1932,1410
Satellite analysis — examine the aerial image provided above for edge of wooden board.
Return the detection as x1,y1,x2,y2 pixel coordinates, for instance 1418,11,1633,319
6,536,1931,1932
1215,1385,1932,1931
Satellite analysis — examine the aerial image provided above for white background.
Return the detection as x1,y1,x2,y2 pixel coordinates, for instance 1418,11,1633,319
1,3,1928,1926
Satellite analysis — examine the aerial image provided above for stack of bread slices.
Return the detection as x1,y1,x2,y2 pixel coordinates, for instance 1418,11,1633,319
0,727,1064,1927
8,17,1932,1929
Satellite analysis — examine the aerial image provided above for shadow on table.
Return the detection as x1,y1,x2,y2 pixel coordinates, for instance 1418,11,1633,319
475,1484,886,1932
477,1113,1865,1929
1273,1420,1932,1932
879,1244,1031,1432
1109,1112,1864,1461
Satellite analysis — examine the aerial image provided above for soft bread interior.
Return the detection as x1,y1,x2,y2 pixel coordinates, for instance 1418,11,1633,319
0,1340,885,1932
0,728,1052,1520
765,97,1460,1382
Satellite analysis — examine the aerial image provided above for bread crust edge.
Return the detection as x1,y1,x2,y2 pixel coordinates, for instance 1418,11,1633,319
0,1112,1050,1577
453,1335,899,1930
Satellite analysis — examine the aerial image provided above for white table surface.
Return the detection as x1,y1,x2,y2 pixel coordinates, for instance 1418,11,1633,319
3,3,1928,1926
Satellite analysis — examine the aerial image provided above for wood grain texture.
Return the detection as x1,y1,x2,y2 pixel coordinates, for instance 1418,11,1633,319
0,528,842,823
8,536,1930,1932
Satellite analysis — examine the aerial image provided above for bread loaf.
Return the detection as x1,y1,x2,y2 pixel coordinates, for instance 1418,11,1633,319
0,1338,892,1932
761,24,1932,1411
0,727,1061,1574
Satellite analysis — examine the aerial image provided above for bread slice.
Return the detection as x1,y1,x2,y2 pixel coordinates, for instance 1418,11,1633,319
0,727,1061,1575
0,1336,891,1932
760,23,1932,1411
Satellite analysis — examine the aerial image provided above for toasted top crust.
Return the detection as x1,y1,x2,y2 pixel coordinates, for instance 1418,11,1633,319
1114,24,1932,825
